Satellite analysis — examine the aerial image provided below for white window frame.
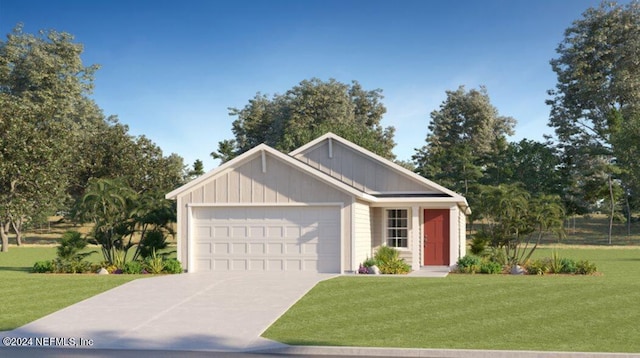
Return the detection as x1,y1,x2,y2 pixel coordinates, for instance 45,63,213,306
385,208,409,249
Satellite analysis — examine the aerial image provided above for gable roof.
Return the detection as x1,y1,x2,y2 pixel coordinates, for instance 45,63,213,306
165,143,375,201
166,133,470,213
290,132,469,203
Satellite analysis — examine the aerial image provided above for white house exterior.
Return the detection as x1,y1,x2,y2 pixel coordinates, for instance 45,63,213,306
165,133,470,273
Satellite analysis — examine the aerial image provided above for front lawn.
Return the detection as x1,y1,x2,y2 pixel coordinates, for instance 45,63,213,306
263,247,640,353
0,247,139,331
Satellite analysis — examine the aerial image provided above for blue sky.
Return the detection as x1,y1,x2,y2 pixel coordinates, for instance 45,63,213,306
0,0,614,170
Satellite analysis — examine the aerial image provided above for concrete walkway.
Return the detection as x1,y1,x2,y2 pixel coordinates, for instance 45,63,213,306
4,272,335,352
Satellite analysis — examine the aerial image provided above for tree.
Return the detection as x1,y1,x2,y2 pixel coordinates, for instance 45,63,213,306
483,139,564,197
75,178,176,265
413,85,516,199
186,159,205,181
72,115,186,198
0,25,99,251
548,2,640,239
475,184,565,266
211,78,396,162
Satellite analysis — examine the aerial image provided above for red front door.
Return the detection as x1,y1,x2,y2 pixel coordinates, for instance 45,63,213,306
424,209,450,265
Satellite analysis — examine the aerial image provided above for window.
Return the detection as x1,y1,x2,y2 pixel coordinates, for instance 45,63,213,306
386,209,408,248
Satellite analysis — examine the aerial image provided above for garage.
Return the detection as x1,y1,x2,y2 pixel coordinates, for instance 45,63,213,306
191,205,341,273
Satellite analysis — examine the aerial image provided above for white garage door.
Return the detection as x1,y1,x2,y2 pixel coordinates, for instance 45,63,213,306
192,206,341,273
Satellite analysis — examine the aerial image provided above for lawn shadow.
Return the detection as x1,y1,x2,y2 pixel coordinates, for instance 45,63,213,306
0,266,31,273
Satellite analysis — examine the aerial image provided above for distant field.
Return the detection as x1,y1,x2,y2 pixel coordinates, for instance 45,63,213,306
4,216,177,246
468,213,640,247
6,213,639,248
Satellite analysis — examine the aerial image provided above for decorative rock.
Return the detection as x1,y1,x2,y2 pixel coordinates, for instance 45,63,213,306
97,267,109,275
510,265,525,275
370,265,381,275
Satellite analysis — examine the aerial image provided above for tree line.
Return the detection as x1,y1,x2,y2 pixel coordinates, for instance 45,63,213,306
212,2,640,248
1,1,638,254
0,25,203,252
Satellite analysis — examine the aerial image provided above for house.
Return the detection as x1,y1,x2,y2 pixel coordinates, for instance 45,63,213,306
165,133,470,273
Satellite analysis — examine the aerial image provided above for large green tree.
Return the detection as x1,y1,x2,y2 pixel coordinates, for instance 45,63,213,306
483,139,564,197
0,25,99,251
413,86,516,198
547,1,640,237
211,78,396,161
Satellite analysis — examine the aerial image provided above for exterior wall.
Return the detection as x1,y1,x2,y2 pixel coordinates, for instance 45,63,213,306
294,140,432,193
458,209,467,259
175,151,354,271
353,200,372,268
448,206,460,267
370,207,383,249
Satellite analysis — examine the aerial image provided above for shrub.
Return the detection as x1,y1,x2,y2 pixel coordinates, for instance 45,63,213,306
51,258,93,274
525,258,549,275
57,231,88,260
145,250,165,274
576,260,598,275
548,250,564,274
123,261,144,274
33,260,54,273
480,260,503,274
362,257,380,268
456,255,482,274
373,246,410,274
560,258,577,274
488,247,508,266
163,259,183,274
136,230,168,260
469,234,489,256
357,264,369,274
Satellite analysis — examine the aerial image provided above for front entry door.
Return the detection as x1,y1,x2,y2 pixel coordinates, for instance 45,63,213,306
423,209,450,265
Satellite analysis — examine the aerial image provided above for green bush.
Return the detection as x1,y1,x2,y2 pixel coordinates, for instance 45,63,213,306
456,255,482,273
525,258,549,275
480,260,503,274
548,250,564,274
163,259,183,274
576,260,598,275
53,258,93,274
488,247,508,266
560,258,577,274
373,246,410,274
137,230,168,260
123,261,144,274
33,260,54,273
57,231,88,260
145,250,165,274
362,257,380,268
469,233,489,256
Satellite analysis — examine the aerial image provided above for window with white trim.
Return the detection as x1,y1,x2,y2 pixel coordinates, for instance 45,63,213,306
386,209,408,248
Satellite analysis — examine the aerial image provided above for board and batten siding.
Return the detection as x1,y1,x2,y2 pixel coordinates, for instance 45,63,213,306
294,140,430,193
176,151,354,271
353,200,372,268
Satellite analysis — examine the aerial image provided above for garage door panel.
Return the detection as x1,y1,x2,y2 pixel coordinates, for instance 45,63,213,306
193,206,340,273
212,226,229,238
267,226,284,237
213,243,229,253
232,243,246,254
267,243,284,254
249,243,265,254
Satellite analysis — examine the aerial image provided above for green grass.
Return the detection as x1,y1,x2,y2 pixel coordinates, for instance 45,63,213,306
0,247,139,331
263,247,640,353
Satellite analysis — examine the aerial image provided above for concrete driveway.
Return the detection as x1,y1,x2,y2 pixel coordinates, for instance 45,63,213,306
4,272,335,352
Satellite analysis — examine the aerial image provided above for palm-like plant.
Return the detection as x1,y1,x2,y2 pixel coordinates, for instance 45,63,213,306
477,184,565,265
76,178,136,264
